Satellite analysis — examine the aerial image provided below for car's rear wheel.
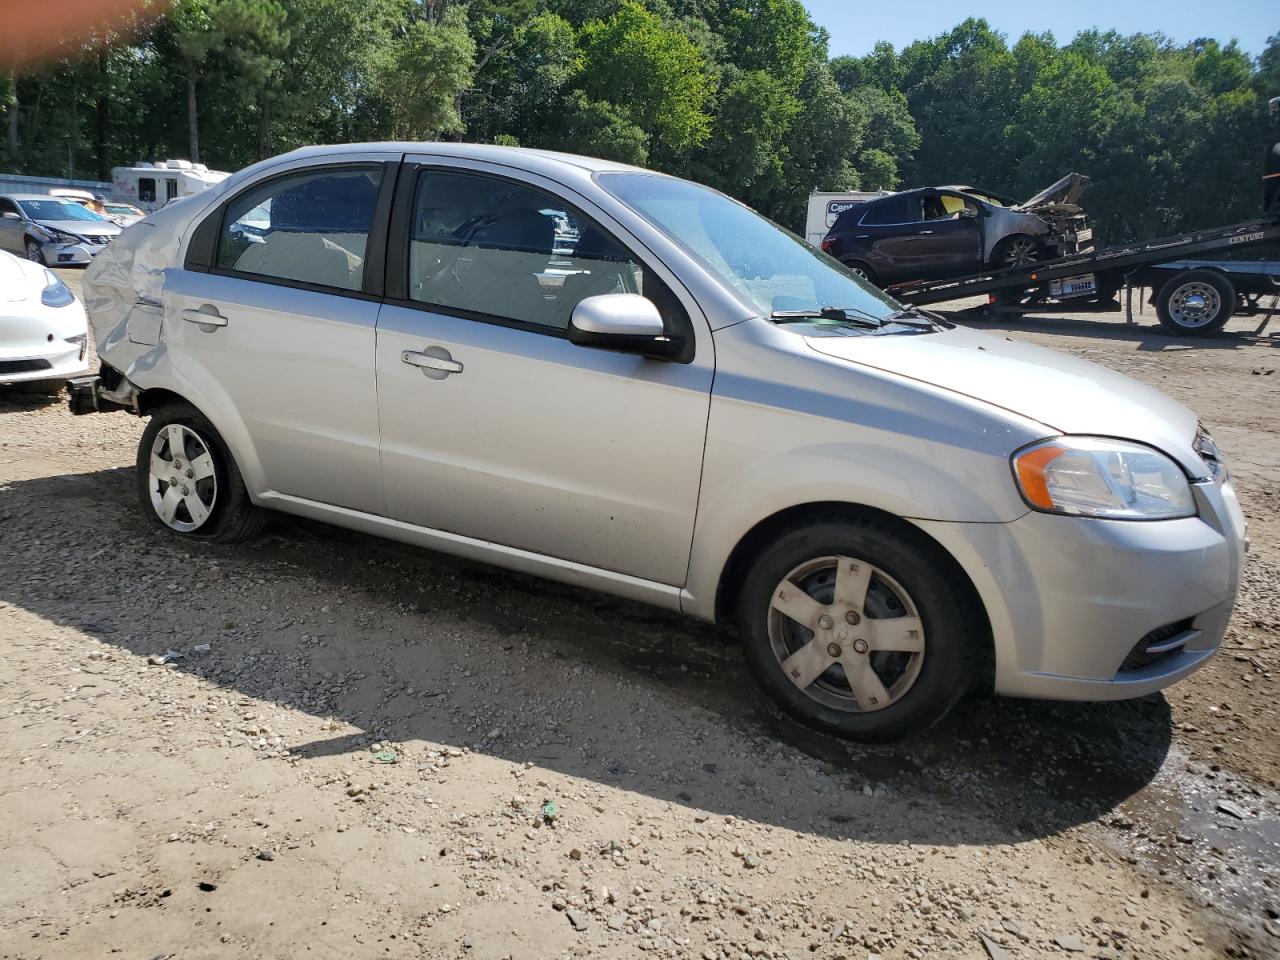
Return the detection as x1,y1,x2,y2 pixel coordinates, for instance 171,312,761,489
992,235,1040,270
1155,269,1234,336
135,403,267,543
842,260,879,286
25,239,46,265
735,517,977,741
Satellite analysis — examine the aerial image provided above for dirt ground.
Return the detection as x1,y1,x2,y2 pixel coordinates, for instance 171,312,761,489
1,271,1278,960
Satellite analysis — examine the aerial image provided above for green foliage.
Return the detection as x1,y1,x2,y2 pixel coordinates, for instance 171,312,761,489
372,5,476,139
2,6,1276,241
577,1,713,163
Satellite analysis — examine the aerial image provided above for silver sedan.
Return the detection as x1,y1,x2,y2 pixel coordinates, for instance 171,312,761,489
77,143,1246,740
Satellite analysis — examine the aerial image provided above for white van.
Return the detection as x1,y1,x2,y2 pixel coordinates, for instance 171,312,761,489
804,189,896,247
111,160,230,212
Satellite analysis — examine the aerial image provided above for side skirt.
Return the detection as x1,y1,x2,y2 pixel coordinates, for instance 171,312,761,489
257,491,690,614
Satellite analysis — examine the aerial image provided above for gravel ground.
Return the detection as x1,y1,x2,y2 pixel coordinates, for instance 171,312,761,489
1,270,1278,960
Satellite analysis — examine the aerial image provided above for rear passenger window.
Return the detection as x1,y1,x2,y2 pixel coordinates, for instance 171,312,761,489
216,166,383,292
861,195,921,225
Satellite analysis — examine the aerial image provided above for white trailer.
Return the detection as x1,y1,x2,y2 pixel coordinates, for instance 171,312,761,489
804,189,896,247
111,160,230,212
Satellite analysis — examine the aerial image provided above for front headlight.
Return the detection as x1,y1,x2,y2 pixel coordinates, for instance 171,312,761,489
40,225,82,244
41,269,75,308
1012,437,1196,520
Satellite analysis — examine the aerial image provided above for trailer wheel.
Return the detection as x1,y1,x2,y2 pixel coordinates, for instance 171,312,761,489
1155,269,1235,336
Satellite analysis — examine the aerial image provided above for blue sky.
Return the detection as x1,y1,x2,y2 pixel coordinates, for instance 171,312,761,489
805,1,1277,59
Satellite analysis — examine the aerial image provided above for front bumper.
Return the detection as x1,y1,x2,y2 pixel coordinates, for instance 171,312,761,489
914,474,1246,701
0,342,89,384
39,238,109,265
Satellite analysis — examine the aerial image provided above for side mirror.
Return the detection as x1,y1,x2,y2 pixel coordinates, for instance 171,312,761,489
1,211,18,220
959,208,979,219
567,293,683,360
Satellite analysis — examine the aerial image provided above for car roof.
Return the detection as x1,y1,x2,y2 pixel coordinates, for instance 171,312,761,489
275,142,652,175
2,193,68,201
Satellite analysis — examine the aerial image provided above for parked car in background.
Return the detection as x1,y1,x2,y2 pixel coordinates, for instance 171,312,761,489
0,249,88,388
821,174,1092,286
78,144,1241,741
100,201,146,227
0,194,121,265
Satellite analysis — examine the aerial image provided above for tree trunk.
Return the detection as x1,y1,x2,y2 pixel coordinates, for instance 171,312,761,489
95,50,110,180
5,71,18,167
186,67,200,163
256,95,271,159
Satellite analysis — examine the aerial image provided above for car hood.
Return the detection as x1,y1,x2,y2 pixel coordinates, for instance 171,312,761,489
0,250,36,302
35,219,121,237
805,325,1206,475
1015,172,1089,211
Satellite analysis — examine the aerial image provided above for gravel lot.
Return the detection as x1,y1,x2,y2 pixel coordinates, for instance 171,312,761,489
1,270,1278,959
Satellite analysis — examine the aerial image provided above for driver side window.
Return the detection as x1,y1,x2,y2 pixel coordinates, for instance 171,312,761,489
407,170,684,335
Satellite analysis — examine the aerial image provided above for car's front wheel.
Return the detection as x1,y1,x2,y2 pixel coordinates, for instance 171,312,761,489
735,517,978,741
992,235,1041,270
25,239,46,265
135,403,267,543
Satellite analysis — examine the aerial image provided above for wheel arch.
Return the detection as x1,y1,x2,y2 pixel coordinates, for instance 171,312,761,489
989,232,1042,266
710,500,995,689
129,375,266,499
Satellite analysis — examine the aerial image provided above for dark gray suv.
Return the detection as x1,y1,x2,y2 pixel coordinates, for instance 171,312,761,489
820,177,1091,286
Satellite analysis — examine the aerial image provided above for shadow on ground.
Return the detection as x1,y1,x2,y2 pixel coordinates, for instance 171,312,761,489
941,309,1280,351
0,464,1175,849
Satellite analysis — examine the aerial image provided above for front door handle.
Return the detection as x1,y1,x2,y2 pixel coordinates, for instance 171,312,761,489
181,306,228,327
402,348,463,377
916,230,935,235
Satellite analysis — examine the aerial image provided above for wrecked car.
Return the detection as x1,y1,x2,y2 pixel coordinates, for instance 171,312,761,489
820,174,1092,285
76,145,1241,742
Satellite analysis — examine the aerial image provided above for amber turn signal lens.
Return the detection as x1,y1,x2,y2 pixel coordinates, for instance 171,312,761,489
1013,444,1066,510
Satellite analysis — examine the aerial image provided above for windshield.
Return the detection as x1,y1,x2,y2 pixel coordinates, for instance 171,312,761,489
598,173,900,322
105,203,140,216
18,199,108,222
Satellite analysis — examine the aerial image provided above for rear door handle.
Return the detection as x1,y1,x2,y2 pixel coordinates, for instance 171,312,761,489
402,349,463,375
181,306,228,327
916,230,935,235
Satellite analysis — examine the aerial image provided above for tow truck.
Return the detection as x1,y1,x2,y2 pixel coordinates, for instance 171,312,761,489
884,97,1280,337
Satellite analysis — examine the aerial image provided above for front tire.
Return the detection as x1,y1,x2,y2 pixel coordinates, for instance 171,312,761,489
135,403,266,543
991,235,1041,271
25,239,46,265
735,517,978,741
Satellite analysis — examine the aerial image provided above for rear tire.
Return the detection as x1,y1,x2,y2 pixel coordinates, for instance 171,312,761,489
735,516,979,741
1155,269,1234,336
842,260,879,287
135,402,267,543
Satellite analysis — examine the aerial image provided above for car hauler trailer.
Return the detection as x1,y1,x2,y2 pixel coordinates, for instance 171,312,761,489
887,216,1280,336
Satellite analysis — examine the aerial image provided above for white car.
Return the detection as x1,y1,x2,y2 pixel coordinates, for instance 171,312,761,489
0,251,89,387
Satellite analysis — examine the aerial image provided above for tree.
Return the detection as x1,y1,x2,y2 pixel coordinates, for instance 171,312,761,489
576,1,713,165
373,4,476,140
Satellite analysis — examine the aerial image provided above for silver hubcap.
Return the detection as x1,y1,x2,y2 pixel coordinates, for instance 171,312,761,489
26,244,41,262
850,266,868,278
1168,282,1220,328
768,556,925,713
1002,238,1037,268
148,424,217,532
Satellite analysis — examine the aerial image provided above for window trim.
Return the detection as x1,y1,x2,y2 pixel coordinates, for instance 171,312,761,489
186,160,397,300
384,162,694,360
858,194,925,227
